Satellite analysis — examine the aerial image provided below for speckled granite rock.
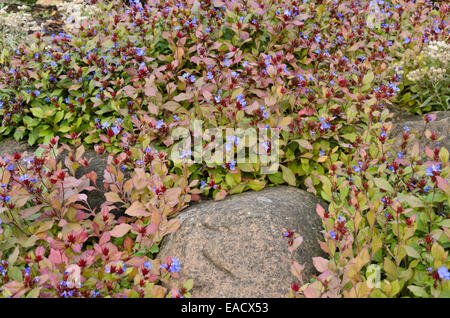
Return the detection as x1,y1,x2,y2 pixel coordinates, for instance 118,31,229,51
388,110,450,154
159,186,326,298
0,138,107,212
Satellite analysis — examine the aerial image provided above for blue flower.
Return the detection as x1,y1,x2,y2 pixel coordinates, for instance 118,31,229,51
156,119,164,129
404,37,411,44
111,126,121,135
6,164,14,171
437,266,450,280
207,72,213,80
168,258,181,273
101,121,110,129
330,230,336,239
425,165,441,176
320,122,331,130
144,261,152,269
135,47,145,56
91,290,100,298
229,159,236,171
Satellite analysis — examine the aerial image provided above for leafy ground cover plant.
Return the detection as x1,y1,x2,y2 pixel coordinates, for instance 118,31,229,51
286,115,449,298
0,138,194,297
0,0,448,297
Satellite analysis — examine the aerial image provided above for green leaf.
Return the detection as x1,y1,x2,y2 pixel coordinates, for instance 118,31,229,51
148,245,159,254
373,177,394,193
183,279,194,291
8,266,23,282
280,164,296,186
238,162,255,172
363,70,374,86
8,246,19,265
230,183,246,194
407,285,429,297
30,108,44,118
293,139,313,150
268,171,284,184
397,194,424,208
13,127,26,141
439,147,449,165
54,111,64,123
403,245,421,259
27,287,41,298
247,179,266,191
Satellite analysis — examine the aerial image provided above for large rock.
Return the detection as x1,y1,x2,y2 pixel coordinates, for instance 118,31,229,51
159,186,326,298
0,138,107,212
388,110,450,154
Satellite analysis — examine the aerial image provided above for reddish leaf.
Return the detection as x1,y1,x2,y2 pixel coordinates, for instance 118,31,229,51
111,224,132,238
312,257,329,273
48,248,62,266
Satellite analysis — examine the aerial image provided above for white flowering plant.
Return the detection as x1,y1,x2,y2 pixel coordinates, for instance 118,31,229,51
0,4,38,52
395,40,450,113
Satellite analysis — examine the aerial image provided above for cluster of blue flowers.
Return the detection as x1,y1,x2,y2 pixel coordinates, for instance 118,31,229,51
437,266,450,280
425,164,441,177
318,117,331,130
161,258,181,273
236,94,247,108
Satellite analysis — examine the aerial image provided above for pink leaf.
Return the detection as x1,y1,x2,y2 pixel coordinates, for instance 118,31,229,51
48,248,62,266
110,224,132,238
303,285,320,298
288,235,304,253
312,257,329,273
35,246,45,257
99,231,111,245
316,204,325,218
290,261,305,282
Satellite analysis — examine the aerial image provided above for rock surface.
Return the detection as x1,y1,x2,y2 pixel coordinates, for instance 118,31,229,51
389,110,450,154
159,186,326,298
0,138,107,211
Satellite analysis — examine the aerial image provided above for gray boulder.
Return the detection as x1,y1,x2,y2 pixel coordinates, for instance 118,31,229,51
388,109,450,154
159,186,326,298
